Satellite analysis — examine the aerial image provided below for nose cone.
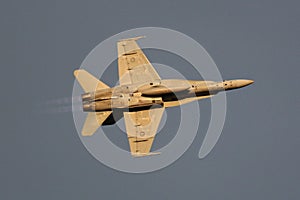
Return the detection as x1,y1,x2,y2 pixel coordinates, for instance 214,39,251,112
236,79,254,88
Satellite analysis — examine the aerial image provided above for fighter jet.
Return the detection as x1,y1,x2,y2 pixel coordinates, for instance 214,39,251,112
74,36,253,157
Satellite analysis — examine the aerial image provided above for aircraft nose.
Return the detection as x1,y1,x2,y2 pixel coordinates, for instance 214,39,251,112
238,79,254,87
244,79,254,85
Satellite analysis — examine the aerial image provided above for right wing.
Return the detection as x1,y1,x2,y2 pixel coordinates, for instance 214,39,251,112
124,107,164,156
117,36,161,85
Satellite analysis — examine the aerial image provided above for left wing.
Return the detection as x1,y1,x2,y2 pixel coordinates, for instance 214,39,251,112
124,107,164,157
117,36,161,85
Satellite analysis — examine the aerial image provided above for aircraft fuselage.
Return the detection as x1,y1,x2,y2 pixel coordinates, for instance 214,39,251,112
81,79,253,112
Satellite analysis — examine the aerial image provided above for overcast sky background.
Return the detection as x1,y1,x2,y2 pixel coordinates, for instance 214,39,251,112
1,0,299,199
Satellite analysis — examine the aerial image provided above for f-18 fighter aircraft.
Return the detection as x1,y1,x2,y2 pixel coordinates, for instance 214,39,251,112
74,36,253,157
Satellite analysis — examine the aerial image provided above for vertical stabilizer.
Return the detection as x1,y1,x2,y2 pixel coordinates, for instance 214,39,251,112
74,69,109,92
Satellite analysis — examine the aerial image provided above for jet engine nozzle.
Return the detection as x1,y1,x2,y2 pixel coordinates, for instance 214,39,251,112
81,88,113,102
82,93,92,102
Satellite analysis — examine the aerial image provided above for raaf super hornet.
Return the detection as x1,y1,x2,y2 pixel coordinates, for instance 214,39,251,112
74,36,253,157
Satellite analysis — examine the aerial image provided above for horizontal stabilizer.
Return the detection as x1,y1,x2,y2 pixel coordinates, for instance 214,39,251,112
81,111,112,136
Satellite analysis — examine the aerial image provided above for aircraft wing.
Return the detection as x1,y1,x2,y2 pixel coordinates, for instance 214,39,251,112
124,107,164,156
117,36,161,85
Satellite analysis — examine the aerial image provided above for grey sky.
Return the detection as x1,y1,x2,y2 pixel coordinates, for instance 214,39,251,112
0,0,299,199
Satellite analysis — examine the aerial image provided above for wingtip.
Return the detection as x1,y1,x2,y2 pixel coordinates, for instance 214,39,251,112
132,152,161,157
81,130,95,137
73,69,79,77
74,69,87,77
118,36,146,42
